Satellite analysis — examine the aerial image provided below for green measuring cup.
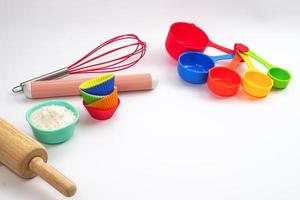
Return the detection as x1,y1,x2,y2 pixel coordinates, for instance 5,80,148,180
235,43,291,89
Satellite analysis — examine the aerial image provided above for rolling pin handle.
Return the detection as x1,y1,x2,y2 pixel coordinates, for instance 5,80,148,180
12,85,24,93
29,157,77,197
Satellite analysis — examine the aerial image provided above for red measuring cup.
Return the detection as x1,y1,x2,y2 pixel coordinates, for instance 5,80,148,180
165,22,234,60
208,53,242,96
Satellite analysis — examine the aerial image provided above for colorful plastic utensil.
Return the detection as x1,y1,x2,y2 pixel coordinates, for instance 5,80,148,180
177,51,234,84
235,43,291,89
79,74,115,95
238,51,273,98
165,22,234,60
208,53,242,96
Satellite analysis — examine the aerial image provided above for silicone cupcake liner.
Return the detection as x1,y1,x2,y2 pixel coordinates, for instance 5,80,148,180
79,74,115,95
80,89,104,104
83,98,120,120
25,100,80,144
86,87,118,110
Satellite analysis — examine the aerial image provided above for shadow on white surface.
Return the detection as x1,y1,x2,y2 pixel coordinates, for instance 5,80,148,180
0,166,60,200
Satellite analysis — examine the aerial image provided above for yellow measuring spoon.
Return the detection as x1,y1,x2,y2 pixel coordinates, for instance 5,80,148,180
237,51,273,98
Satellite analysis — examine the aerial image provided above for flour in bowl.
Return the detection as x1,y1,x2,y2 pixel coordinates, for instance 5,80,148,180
30,105,76,131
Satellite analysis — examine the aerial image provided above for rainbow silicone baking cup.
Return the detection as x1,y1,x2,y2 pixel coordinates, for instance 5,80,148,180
83,98,120,120
86,87,118,110
79,74,115,95
80,89,104,104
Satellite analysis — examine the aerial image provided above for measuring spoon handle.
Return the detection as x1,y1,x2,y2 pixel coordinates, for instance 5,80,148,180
238,51,257,71
208,40,234,54
227,53,242,69
246,50,273,69
210,53,235,62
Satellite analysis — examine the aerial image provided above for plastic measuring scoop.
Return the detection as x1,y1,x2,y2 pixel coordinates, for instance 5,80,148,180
166,22,234,60
235,43,291,89
208,53,242,96
238,51,273,98
177,51,234,84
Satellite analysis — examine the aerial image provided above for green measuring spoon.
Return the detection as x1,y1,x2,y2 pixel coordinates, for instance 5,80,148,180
235,43,291,89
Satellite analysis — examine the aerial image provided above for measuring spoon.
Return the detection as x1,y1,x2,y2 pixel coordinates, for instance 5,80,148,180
177,51,234,84
208,53,242,96
238,51,273,98
166,22,234,60
235,43,291,89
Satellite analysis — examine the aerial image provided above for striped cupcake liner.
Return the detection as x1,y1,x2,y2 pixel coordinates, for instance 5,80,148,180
80,89,104,104
79,74,115,96
85,87,118,110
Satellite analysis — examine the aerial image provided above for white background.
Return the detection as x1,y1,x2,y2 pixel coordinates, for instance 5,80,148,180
0,0,300,199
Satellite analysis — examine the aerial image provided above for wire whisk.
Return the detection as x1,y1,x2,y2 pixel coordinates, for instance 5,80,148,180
12,34,147,93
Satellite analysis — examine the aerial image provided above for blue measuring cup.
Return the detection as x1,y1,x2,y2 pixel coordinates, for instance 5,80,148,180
178,51,234,84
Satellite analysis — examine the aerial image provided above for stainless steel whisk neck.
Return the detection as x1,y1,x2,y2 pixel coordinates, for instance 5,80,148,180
12,68,69,93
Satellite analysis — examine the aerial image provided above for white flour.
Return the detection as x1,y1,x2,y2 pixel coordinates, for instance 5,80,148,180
30,105,76,131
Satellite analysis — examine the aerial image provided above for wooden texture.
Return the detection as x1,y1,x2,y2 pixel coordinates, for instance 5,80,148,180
0,118,76,197
0,118,48,178
29,157,76,197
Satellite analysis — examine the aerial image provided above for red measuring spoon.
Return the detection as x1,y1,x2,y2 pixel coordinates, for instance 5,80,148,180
207,53,242,96
165,22,234,60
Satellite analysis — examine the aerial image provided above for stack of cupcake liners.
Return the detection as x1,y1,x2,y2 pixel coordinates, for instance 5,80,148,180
80,74,120,120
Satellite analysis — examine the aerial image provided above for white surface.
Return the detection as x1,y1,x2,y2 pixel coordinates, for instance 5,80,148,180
0,0,300,199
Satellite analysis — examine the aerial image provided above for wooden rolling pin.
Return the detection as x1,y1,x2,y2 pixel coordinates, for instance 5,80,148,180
0,118,76,197
23,73,158,99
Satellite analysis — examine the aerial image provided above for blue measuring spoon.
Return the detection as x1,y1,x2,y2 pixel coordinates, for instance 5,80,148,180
177,51,234,84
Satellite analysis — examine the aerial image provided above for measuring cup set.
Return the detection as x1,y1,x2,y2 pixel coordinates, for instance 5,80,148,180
166,22,292,98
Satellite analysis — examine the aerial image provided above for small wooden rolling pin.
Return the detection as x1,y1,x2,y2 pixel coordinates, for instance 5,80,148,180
23,73,158,99
0,118,76,197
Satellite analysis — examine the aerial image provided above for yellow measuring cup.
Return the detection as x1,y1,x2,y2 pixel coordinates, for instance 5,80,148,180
237,51,273,98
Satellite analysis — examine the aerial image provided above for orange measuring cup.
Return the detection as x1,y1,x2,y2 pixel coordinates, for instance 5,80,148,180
208,53,242,96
